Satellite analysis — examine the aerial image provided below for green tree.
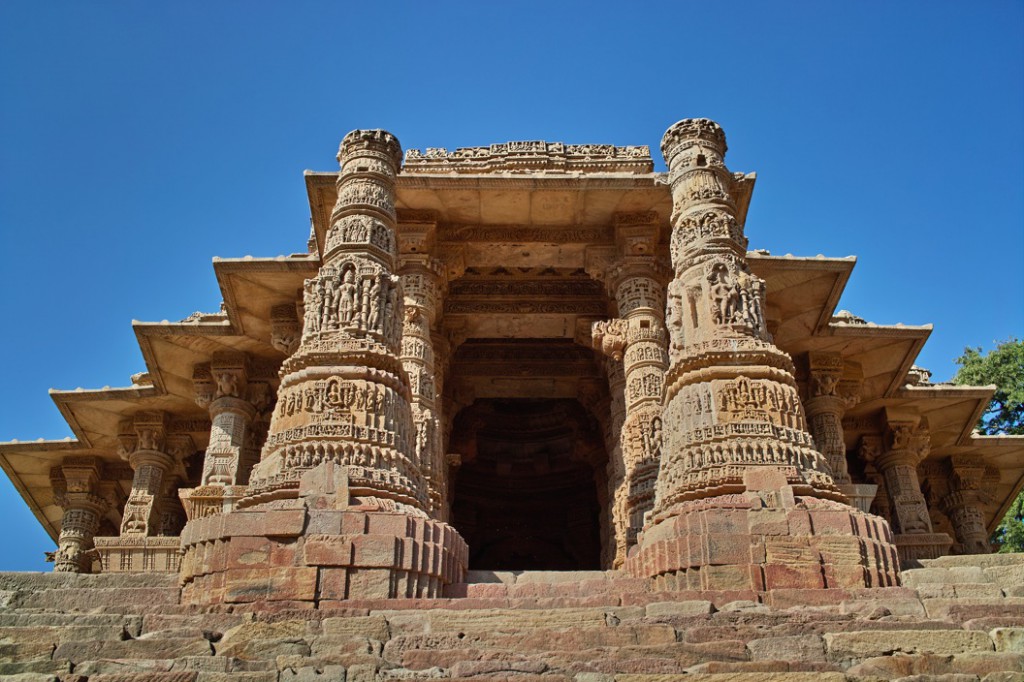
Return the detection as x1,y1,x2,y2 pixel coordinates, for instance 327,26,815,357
952,338,1024,552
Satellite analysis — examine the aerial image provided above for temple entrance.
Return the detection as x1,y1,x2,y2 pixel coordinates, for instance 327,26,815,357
449,398,607,571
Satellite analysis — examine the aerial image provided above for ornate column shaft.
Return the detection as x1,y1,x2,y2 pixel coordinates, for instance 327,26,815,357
247,129,425,512
592,214,670,563
118,412,177,536
867,414,952,567
940,454,994,555
626,118,899,591
194,354,260,486
803,352,877,512
398,233,449,520
178,131,467,606
182,353,269,519
49,457,108,573
654,119,835,511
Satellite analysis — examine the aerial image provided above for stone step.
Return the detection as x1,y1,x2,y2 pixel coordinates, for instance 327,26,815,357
2,585,182,612
921,554,1024,569
0,562,1022,679
0,571,179,591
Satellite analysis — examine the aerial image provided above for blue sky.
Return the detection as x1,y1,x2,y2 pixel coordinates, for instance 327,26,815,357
0,2,1021,570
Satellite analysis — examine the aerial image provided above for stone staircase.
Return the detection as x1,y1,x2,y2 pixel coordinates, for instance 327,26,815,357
0,557,1022,681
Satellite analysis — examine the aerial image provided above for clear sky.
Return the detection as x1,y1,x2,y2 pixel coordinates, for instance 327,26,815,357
0,2,1021,570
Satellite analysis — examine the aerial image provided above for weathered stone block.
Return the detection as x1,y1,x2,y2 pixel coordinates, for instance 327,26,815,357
645,600,715,617
824,630,994,662
265,509,307,537
352,535,399,567
747,634,825,662
992,628,1024,653
303,535,353,566
321,614,389,640
763,563,824,590
347,567,393,599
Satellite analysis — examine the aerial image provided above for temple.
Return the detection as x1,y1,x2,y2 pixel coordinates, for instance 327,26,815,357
2,120,1022,605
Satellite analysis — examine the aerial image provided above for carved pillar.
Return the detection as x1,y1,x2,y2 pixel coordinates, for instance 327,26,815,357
118,412,176,536
246,129,426,511
626,118,899,591
178,131,467,606
653,119,836,510
90,411,191,573
181,353,272,519
867,414,952,567
591,212,670,564
803,352,877,511
940,454,993,555
195,354,260,486
48,457,108,573
398,220,449,519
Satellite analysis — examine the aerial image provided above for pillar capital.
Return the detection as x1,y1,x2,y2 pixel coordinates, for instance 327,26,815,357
613,211,661,257
397,211,438,259
270,303,301,356
878,417,931,470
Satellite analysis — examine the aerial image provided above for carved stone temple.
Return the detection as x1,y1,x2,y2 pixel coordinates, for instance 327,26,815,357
3,120,1023,606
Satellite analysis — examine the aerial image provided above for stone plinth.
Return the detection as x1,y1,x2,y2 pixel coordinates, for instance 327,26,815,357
92,536,182,573
839,482,879,514
178,484,248,520
895,532,955,569
179,462,467,606
627,468,900,590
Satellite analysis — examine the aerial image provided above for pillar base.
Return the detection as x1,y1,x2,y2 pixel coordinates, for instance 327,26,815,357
179,485,248,521
92,536,182,573
178,462,468,607
894,532,954,569
626,468,900,591
838,483,878,514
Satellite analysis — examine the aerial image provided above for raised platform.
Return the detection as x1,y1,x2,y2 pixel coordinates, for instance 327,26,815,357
1,555,1022,680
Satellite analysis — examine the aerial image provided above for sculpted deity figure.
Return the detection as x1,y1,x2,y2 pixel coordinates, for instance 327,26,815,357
709,264,738,324
339,268,358,324
368,275,383,331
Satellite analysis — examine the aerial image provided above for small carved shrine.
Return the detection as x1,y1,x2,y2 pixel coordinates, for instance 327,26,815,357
2,120,1022,604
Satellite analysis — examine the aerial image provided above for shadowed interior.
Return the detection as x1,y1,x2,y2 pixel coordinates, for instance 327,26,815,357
449,398,607,570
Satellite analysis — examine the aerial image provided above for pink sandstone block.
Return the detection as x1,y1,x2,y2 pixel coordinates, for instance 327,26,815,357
269,538,300,567
748,509,790,536
224,568,272,603
786,509,813,535
341,511,368,534
318,566,350,600
824,564,869,589
705,533,754,566
265,509,307,537
268,566,317,601
224,512,267,538
366,512,410,536
305,510,344,535
302,534,353,566
764,562,825,590
227,536,271,569
352,535,399,567
704,564,756,591
809,509,857,535
347,567,393,599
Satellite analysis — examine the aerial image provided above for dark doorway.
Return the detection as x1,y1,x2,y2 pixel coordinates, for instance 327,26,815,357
449,399,605,571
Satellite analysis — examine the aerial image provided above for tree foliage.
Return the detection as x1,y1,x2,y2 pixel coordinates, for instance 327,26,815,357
952,338,1024,552
952,338,1024,435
